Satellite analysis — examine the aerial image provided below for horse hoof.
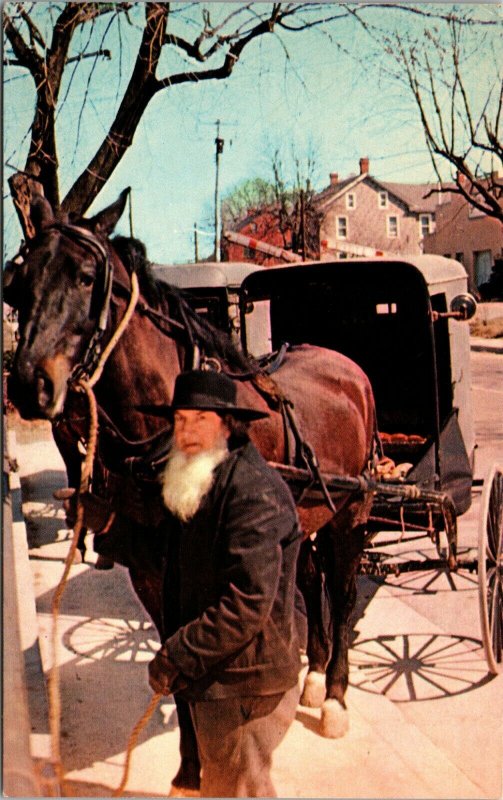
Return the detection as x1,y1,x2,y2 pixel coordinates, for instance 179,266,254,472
168,787,200,797
94,555,114,570
320,699,349,739
299,671,326,708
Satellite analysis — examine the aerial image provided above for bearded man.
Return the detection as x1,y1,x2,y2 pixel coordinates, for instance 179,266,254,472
58,370,304,798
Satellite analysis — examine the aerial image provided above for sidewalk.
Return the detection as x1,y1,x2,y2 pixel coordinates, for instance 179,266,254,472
470,335,503,353
6,413,502,798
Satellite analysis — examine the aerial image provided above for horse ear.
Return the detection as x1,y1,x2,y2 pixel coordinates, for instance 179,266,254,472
30,194,56,234
89,188,131,237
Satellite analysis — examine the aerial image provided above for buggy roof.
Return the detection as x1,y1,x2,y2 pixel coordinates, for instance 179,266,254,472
151,255,467,293
150,261,267,289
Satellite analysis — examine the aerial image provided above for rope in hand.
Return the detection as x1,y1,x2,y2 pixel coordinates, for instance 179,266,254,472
47,273,140,793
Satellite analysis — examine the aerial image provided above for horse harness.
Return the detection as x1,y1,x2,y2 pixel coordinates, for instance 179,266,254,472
34,221,342,516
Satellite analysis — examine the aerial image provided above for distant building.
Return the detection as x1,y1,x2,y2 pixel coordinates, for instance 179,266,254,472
224,159,502,289
223,207,294,266
422,175,502,292
315,157,437,260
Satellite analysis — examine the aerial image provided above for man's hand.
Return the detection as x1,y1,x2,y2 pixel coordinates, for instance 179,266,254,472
148,646,186,696
53,488,113,532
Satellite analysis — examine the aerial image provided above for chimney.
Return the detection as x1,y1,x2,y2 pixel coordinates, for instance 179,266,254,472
329,172,339,186
359,157,370,175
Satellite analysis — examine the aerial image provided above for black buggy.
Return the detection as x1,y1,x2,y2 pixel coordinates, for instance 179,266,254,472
152,254,503,674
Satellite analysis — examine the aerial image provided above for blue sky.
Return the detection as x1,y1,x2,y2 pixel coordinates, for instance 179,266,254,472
3,2,501,263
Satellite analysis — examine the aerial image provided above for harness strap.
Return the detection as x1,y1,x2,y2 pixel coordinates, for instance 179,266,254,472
222,342,289,382
250,369,338,515
282,401,338,515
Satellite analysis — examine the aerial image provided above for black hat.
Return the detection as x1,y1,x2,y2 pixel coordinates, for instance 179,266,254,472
171,370,268,421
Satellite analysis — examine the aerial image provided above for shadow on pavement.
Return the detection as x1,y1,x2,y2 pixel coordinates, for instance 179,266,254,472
54,654,172,773
35,560,150,621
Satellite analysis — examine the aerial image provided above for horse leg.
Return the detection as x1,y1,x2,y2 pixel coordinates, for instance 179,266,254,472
51,422,87,562
320,523,366,739
297,537,330,709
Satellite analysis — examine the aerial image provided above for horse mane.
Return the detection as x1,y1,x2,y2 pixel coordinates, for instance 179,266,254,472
111,235,255,375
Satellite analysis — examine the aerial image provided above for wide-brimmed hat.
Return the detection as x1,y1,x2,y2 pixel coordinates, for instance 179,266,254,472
170,370,268,421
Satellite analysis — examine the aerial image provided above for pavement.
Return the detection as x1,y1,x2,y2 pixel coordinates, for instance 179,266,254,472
3,337,503,799
469,336,503,354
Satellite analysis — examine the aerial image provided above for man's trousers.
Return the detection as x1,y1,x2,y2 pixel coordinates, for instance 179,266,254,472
189,683,300,797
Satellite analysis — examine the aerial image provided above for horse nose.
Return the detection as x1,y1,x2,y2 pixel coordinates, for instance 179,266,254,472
8,353,70,420
35,367,55,415
36,355,71,417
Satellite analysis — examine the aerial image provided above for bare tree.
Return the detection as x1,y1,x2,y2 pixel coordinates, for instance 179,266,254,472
267,138,320,257
2,2,359,235
355,9,502,221
5,2,500,239
222,138,320,259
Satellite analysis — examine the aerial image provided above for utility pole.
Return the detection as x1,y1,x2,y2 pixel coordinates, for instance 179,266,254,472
194,222,199,263
214,119,224,262
300,189,306,261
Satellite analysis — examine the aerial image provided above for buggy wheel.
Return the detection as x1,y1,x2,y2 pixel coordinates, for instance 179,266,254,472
478,464,503,674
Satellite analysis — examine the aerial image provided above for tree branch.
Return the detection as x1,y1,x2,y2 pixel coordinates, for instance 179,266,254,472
157,7,280,88
62,3,168,214
2,10,44,77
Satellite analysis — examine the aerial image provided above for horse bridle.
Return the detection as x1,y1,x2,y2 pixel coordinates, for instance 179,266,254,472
49,222,114,384
7,221,114,384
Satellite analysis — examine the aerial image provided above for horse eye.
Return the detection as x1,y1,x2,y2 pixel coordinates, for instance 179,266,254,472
79,273,94,288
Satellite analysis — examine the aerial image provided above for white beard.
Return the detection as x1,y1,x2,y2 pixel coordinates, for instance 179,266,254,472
161,441,229,522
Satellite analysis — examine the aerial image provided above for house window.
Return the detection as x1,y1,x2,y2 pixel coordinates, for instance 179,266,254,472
420,214,433,236
346,193,356,210
387,215,398,237
337,216,348,239
474,250,493,287
378,190,388,208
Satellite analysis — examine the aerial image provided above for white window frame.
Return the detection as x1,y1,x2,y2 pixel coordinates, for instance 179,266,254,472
420,213,433,237
387,214,399,238
336,216,348,239
378,190,388,209
346,192,356,210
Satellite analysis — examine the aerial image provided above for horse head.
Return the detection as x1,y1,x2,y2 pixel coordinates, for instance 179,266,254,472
6,189,130,420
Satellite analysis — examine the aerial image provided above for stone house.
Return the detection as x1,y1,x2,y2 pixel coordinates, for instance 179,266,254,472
315,157,437,259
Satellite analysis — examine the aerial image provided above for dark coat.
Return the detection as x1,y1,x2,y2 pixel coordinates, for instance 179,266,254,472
95,441,303,701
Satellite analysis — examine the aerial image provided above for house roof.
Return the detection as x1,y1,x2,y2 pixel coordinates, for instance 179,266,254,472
380,181,439,213
313,173,440,214
233,204,277,230
313,174,365,209
313,175,360,206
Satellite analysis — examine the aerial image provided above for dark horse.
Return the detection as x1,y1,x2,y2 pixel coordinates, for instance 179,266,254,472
5,190,376,791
